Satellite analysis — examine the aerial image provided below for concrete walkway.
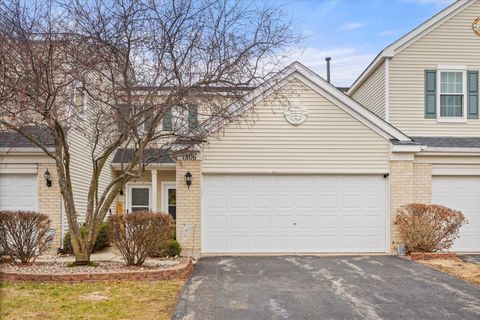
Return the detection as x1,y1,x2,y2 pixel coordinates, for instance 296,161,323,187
173,256,480,320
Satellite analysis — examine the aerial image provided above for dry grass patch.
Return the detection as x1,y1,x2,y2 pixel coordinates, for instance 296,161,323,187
0,280,185,320
418,258,480,286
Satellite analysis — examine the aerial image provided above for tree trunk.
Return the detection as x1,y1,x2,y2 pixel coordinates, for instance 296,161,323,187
70,235,92,265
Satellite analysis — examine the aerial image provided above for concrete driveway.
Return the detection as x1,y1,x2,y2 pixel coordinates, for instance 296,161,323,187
173,256,480,320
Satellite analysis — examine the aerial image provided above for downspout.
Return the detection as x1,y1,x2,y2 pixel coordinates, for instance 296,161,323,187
60,198,65,249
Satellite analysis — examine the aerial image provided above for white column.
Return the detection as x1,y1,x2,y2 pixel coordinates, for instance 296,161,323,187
151,169,158,212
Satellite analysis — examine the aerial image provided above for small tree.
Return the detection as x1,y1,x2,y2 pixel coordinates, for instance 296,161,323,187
108,212,175,266
0,0,296,264
394,203,467,253
0,211,54,264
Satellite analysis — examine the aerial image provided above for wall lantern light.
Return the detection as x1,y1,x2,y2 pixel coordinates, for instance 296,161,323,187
44,169,52,187
185,171,192,188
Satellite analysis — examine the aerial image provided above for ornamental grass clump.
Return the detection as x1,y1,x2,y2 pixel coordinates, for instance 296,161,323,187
108,212,175,266
394,203,467,253
0,211,54,264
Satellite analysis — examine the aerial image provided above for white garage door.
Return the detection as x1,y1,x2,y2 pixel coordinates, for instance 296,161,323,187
0,174,38,211
202,175,387,253
433,176,480,252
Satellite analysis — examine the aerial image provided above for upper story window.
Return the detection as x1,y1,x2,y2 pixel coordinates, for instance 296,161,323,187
439,71,465,118
162,109,173,131
425,66,478,121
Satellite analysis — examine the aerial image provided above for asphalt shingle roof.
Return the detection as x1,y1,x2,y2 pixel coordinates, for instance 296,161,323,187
112,148,175,164
412,136,480,148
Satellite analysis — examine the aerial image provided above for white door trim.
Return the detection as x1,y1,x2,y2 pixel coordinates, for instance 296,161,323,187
126,182,152,213
161,181,176,213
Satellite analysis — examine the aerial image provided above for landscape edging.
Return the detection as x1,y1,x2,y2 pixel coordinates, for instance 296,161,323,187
410,252,457,261
0,259,193,283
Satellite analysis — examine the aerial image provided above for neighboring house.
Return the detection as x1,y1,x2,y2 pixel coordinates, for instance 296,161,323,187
349,0,480,252
1,0,478,256
0,99,113,249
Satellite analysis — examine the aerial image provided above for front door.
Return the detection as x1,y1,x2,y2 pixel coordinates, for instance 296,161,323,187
163,183,176,219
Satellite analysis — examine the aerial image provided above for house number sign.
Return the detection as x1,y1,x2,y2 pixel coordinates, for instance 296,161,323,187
284,104,308,125
182,154,197,161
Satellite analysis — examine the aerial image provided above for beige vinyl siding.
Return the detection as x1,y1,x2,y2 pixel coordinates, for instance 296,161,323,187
67,129,113,228
350,61,386,119
389,0,480,136
202,77,390,174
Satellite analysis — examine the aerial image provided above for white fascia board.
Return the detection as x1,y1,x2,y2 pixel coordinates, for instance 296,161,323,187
206,61,412,142
422,147,480,153
110,163,176,170
348,0,473,94
291,63,411,141
0,147,53,154
390,144,423,153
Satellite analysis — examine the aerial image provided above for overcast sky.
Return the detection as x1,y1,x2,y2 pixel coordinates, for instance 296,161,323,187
279,0,455,87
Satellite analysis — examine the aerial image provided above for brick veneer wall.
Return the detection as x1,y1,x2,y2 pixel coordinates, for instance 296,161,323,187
37,163,62,249
176,160,202,257
389,160,432,253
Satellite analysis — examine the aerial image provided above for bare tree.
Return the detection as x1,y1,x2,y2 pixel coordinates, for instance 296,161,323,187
0,0,296,264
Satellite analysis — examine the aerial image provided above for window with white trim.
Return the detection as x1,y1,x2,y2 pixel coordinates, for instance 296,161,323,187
438,70,466,119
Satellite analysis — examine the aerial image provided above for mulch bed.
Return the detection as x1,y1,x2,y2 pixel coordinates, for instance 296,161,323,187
0,257,193,282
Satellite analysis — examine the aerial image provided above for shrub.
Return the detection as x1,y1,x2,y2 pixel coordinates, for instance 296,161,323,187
394,203,467,253
62,222,110,254
0,211,54,264
166,240,182,257
108,212,175,266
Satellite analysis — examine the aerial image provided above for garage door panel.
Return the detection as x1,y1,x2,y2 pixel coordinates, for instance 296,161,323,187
203,175,387,253
0,174,38,211
433,176,480,252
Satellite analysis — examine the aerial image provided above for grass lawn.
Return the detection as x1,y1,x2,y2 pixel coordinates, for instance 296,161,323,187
418,258,480,286
0,280,185,320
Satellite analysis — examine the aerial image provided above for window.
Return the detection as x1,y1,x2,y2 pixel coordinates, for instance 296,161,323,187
438,70,466,120
128,185,151,212
187,105,198,131
162,109,173,131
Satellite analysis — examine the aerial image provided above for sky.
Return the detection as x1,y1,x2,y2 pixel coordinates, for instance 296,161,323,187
278,0,455,87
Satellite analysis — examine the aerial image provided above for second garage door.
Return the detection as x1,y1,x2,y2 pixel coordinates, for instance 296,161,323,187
433,176,480,252
202,175,387,253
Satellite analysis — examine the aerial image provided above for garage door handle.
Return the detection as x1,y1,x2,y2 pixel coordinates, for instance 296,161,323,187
293,223,297,225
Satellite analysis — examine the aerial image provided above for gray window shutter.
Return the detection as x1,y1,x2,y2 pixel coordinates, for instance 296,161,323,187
188,105,198,131
424,70,437,119
467,70,479,119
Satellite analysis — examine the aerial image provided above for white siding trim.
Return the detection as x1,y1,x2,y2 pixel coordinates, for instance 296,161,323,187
384,58,390,122
0,163,37,174
210,62,411,142
348,0,474,94
432,166,480,175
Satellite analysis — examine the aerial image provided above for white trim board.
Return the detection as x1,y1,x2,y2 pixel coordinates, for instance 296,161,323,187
161,181,176,213
125,182,152,213
208,61,411,143
348,0,476,95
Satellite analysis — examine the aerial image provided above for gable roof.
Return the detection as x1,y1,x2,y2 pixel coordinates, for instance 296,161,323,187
348,0,476,95
209,61,412,142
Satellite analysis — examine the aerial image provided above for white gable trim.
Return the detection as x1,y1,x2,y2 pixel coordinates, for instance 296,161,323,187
348,0,475,95
206,62,411,142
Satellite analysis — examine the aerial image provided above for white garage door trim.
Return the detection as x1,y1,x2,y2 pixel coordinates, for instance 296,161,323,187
202,174,389,254
0,173,39,211
432,175,480,252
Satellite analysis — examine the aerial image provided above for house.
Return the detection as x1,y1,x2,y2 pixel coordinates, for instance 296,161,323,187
348,0,480,253
1,0,478,255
